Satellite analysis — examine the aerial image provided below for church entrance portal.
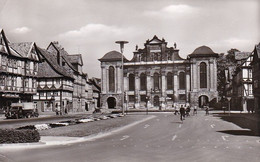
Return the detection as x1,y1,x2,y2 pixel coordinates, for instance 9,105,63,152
199,95,209,108
107,97,116,109
153,96,160,107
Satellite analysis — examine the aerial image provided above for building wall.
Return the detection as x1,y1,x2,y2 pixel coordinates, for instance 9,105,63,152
33,78,73,114
0,48,39,110
252,54,260,113
189,57,218,107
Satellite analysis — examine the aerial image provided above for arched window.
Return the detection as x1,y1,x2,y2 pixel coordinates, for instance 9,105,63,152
109,66,115,92
179,72,186,90
140,73,146,90
154,72,160,90
200,62,207,88
167,72,173,90
129,74,135,91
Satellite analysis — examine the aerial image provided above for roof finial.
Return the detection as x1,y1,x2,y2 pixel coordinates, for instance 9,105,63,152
135,45,138,51
174,42,177,49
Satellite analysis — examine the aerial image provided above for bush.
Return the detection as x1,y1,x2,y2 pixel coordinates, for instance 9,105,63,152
0,129,40,144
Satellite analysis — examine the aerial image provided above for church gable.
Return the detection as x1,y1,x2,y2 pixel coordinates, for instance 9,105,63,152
130,36,181,62
147,35,165,45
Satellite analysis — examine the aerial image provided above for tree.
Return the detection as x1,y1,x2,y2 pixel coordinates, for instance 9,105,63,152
217,49,240,102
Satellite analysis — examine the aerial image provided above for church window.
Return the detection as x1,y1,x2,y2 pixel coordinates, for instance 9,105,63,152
128,95,135,102
108,66,115,92
168,53,172,61
140,95,146,102
167,72,173,90
141,54,145,62
154,53,158,61
179,72,186,90
140,73,146,90
154,72,160,90
200,62,207,88
179,94,186,101
129,73,135,91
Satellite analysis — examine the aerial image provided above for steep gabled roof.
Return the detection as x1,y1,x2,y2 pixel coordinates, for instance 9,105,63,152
9,42,32,57
251,43,260,64
47,42,77,72
68,54,83,66
37,47,74,79
0,29,11,55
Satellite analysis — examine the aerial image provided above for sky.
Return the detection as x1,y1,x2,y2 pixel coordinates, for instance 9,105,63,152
0,0,259,78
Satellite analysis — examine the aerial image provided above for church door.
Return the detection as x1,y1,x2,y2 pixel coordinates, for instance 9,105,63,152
107,97,116,109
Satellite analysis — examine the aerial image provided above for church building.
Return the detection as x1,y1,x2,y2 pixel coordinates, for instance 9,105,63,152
99,36,218,110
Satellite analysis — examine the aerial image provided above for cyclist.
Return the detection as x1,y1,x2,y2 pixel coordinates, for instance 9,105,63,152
180,105,185,121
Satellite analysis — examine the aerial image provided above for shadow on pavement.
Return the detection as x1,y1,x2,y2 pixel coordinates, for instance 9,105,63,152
213,113,260,137
218,130,258,136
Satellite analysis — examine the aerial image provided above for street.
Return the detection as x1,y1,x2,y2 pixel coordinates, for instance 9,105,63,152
0,111,260,162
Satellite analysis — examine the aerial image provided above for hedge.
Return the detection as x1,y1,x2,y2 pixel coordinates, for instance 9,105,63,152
0,129,40,144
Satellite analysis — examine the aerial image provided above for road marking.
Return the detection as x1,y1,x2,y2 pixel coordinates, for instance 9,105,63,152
210,124,215,128
205,118,209,121
172,135,177,141
222,135,229,141
179,124,182,128
144,124,150,128
120,135,130,141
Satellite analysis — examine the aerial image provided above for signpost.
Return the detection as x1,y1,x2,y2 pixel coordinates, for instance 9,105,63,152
226,97,231,116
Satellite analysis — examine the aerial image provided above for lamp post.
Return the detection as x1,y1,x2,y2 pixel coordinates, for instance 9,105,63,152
115,41,128,115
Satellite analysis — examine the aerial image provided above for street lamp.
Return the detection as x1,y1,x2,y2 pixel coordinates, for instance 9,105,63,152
115,41,128,115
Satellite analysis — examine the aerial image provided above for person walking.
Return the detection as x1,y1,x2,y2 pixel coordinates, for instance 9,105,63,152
205,105,209,115
180,105,185,121
193,105,197,115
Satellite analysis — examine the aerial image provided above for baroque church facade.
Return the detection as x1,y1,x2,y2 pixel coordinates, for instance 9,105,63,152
99,36,218,109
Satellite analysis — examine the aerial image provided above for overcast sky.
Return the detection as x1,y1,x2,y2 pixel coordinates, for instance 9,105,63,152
0,0,259,78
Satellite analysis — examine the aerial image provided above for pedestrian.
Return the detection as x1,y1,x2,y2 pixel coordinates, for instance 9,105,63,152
205,105,209,115
193,105,197,115
180,105,185,121
186,106,190,117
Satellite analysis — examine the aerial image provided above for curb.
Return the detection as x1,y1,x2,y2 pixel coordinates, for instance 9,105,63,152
0,115,156,149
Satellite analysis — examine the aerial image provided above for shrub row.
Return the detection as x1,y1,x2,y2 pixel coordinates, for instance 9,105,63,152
0,129,40,144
